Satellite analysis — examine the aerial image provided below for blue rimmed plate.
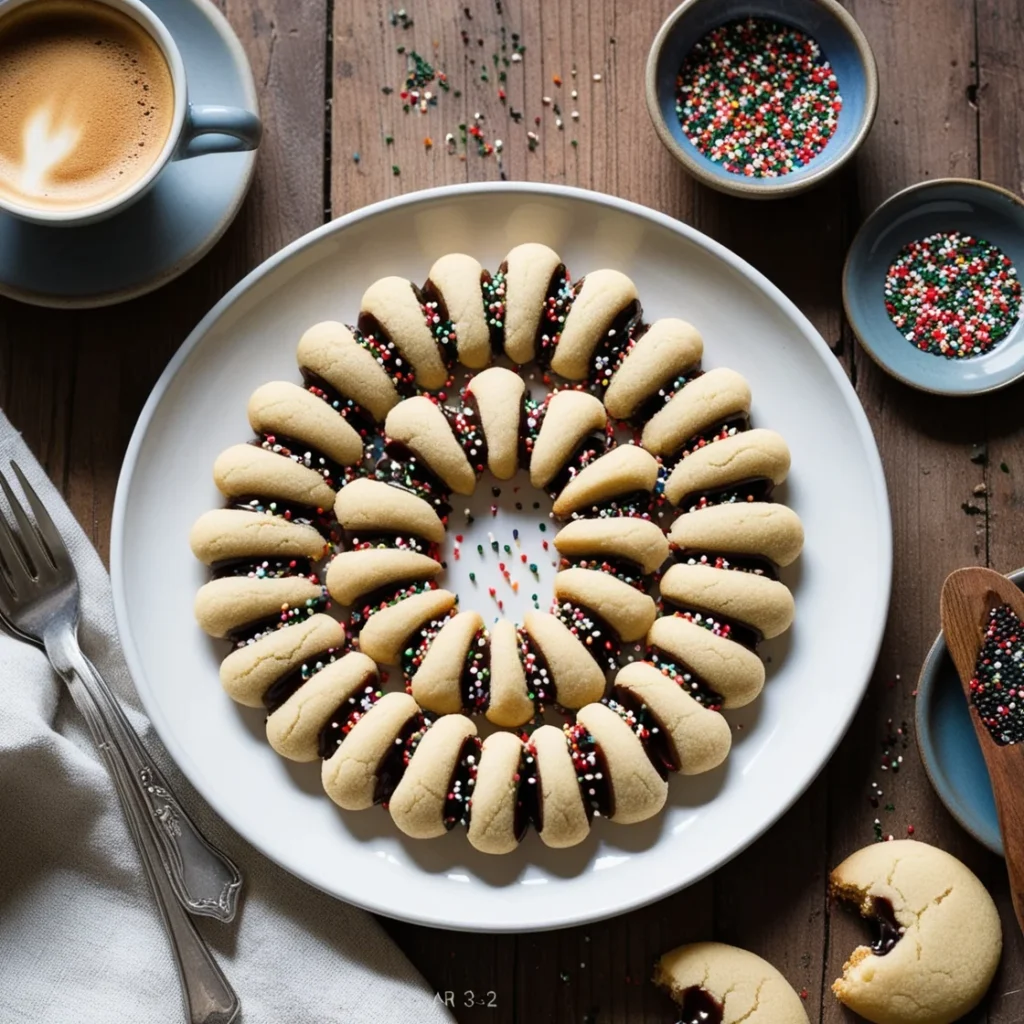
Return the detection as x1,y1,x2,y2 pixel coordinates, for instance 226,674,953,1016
844,178,1024,396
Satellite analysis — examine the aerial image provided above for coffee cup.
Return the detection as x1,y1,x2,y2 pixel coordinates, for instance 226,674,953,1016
0,0,261,227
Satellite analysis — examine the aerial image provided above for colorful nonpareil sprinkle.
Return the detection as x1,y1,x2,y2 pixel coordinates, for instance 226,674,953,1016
675,18,842,178
883,232,1022,358
970,603,1024,745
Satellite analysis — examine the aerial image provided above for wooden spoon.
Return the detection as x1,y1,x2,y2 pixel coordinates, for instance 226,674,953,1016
940,566,1024,933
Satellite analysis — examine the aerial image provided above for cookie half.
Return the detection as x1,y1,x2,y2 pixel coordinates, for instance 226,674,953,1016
266,650,378,762
552,444,658,518
529,724,590,849
385,396,476,495
190,508,327,565
465,366,525,480
467,731,526,855
523,610,606,709
502,243,565,364
554,566,656,642
390,714,478,839
830,840,1001,1024
219,612,344,708
647,613,765,709
604,318,704,420
530,389,607,490
360,276,449,390
334,477,446,545
409,610,483,715
669,503,805,568
659,562,795,642
642,367,751,457
325,548,441,606
321,691,420,811
358,588,457,664
486,618,535,727
213,443,336,514
614,660,731,775
426,253,491,369
194,575,325,641
550,268,639,381
554,516,669,575
654,942,810,1024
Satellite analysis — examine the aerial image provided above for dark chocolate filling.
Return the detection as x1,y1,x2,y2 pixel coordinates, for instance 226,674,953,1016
516,745,541,835
657,599,762,651
546,431,613,499
446,396,489,474
375,441,453,518
349,579,439,631
460,629,491,714
630,367,704,427
400,615,450,680
229,495,333,537
300,368,378,438
675,475,776,513
676,986,723,1024
612,684,675,779
482,262,507,353
673,548,779,580
355,312,419,396
520,629,558,707
557,553,650,586
648,645,725,710
262,652,340,715
226,606,321,647
210,555,314,580
534,263,573,369
315,680,386,760
518,394,543,465
553,599,622,674
869,896,903,956
373,713,424,804
566,488,653,521
566,723,614,819
251,433,348,491
343,528,433,557
587,298,643,388
443,735,482,829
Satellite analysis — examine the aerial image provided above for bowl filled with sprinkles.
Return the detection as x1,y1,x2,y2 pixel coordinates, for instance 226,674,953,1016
646,0,877,198
844,179,1024,396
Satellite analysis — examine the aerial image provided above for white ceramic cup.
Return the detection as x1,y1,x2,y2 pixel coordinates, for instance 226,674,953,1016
0,0,262,226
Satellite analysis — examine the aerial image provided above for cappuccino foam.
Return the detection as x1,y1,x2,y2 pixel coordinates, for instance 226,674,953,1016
0,0,174,212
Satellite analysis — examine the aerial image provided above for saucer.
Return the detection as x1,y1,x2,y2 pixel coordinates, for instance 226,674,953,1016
844,179,1024,396
0,0,258,308
913,568,1024,857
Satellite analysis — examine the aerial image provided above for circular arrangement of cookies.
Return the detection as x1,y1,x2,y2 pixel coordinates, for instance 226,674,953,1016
189,243,804,854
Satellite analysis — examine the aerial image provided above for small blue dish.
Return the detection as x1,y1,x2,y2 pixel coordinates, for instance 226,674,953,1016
844,179,1024,396
645,0,878,199
914,568,1024,857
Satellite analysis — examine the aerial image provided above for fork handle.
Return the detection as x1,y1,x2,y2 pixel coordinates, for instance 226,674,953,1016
43,625,242,921
60,664,239,1024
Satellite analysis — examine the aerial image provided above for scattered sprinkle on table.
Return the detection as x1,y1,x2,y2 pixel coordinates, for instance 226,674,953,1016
884,231,1022,358
970,603,1024,745
675,17,842,178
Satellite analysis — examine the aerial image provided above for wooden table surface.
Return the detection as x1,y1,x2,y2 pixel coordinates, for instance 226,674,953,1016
3,0,1024,1020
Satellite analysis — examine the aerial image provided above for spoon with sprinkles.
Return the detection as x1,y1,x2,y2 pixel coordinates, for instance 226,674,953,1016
941,566,1024,937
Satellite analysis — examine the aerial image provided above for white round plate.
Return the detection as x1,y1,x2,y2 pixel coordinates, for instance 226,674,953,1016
111,182,892,932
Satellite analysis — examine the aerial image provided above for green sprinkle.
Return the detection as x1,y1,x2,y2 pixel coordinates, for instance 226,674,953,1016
392,164,400,175
469,572,476,582
539,523,547,532
477,544,484,555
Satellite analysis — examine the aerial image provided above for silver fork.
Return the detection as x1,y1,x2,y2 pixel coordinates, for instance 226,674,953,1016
0,461,240,1024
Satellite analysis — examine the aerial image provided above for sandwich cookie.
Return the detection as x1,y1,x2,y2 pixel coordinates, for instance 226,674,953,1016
554,516,669,576
385,396,477,495
213,443,337,517
552,443,659,519
466,731,527,855
830,840,1002,1024
554,567,656,643
425,253,491,369
464,367,525,480
500,242,566,364
603,318,703,420
669,503,804,570
614,660,731,775
189,508,327,566
325,548,442,606
194,574,326,643
296,320,400,423
529,389,607,491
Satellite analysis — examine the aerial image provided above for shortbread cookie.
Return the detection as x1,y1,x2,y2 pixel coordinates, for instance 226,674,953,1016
219,612,344,707
426,253,491,369
322,691,420,810
576,702,667,823
390,714,478,839
604,318,704,420
194,575,325,641
385,396,476,495
325,548,441,606
554,567,656,642
189,508,327,565
465,367,525,480
523,610,606,708
409,610,483,714
358,588,457,664
530,389,607,490
614,661,731,775
213,443,336,513
669,503,804,568
296,320,399,422
360,276,449,389
530,724,589,848
665,428,790,508
654,942,810,1024
486,619,535,727
660,562,795,642
502,242,565,364
830,840,1001,1024
334,477,445,545
552,444,659,518
467,731,525,855
266,650,378,761
554,516,669,575
550,269,639,381
648,613,765,709
643,367,751,457
247,380,364,467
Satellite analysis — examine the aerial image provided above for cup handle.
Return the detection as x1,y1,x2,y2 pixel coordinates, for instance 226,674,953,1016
176,103,262,159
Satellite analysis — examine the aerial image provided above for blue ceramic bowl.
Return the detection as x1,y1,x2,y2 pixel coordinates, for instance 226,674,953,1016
844,179,1024,396
645,0,878,199
914,568,1024,857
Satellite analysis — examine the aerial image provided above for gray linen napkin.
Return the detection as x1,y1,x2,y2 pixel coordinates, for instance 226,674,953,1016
0,412,453,1024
